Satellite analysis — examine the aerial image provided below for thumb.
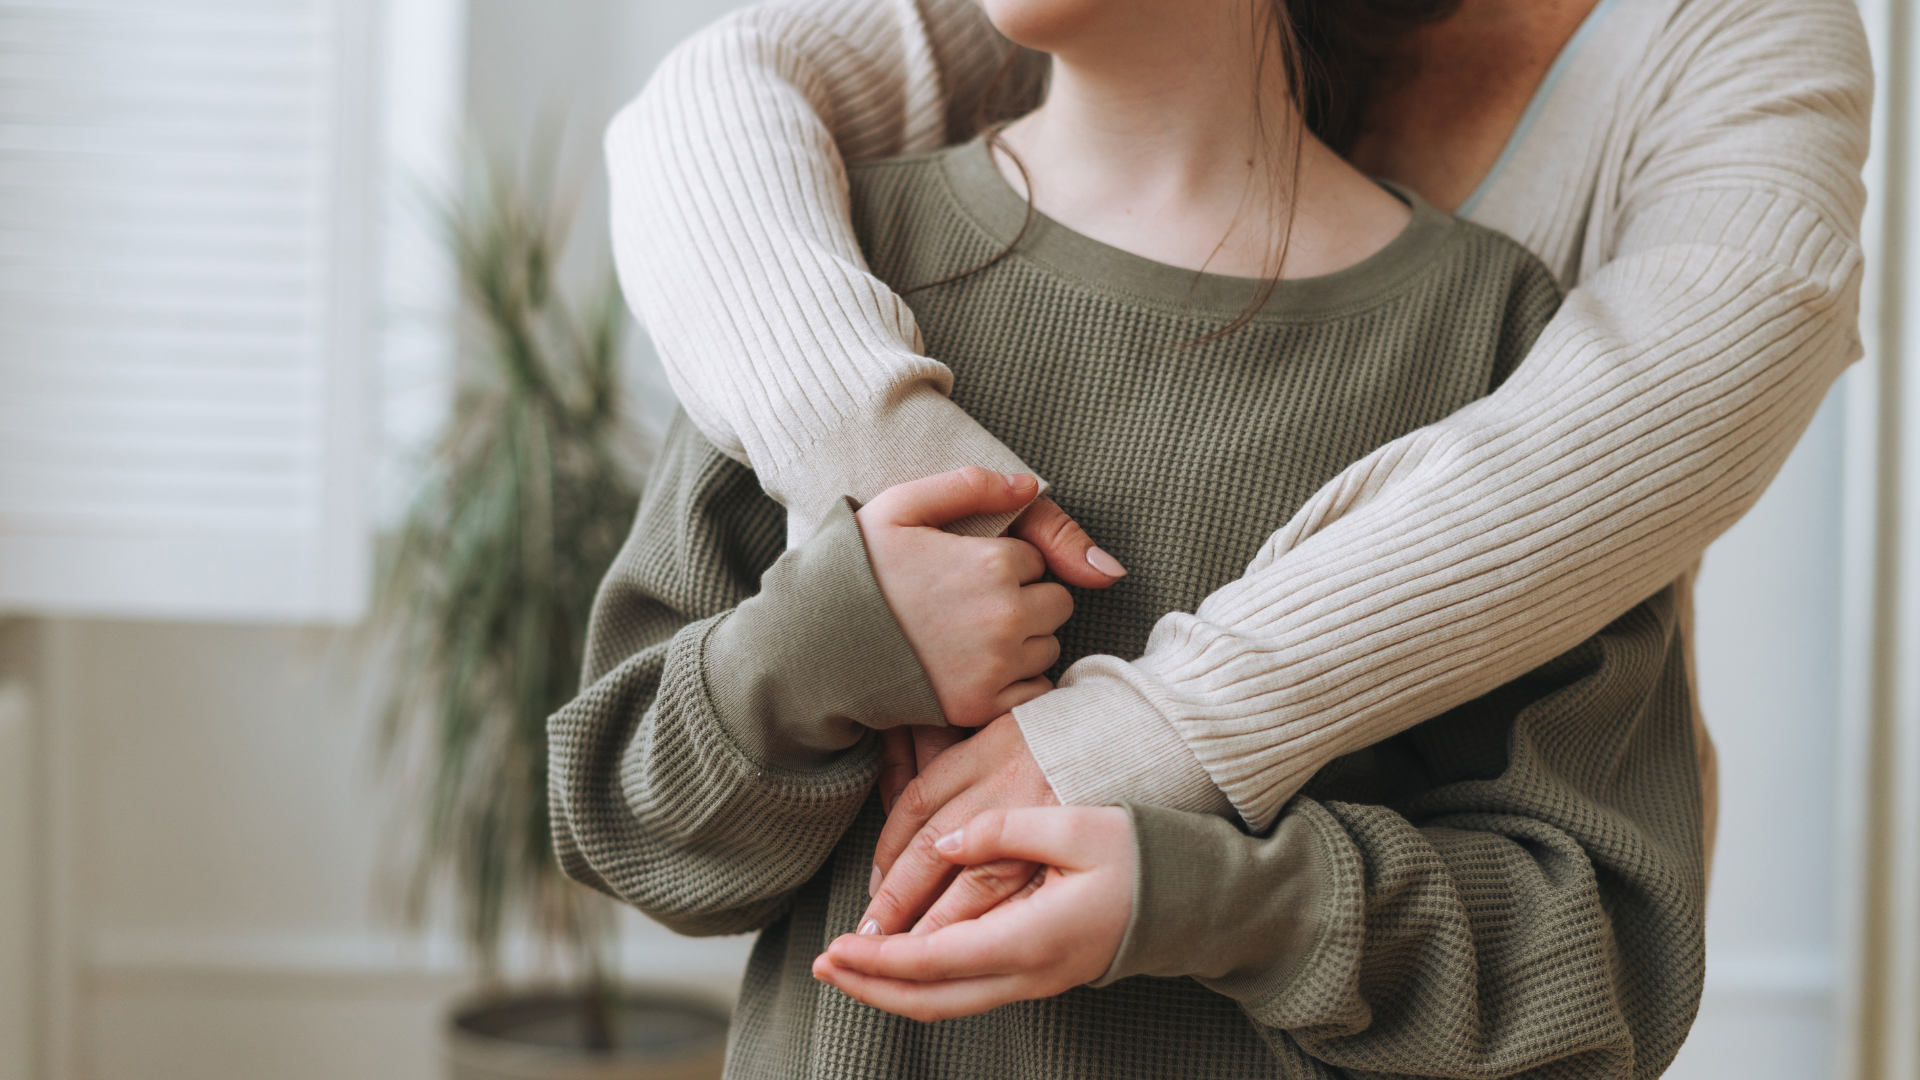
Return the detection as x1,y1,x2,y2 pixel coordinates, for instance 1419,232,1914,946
865,467,1040,529
1012,497,1126,588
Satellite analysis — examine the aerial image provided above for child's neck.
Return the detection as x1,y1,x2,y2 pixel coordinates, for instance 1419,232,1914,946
994,41,1411,281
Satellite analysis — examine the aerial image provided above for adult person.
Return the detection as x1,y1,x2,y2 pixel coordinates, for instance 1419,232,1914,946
606,0,1869,930
550,0,1702,1074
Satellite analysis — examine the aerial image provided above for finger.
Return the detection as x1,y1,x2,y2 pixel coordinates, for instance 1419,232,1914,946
865,816,970,933
1011,497,1125,589
936,807,1119,873
874,749,977,876
875,728,917,817
991,676,1051,716
989,536,1048,586
1017,634,1062,675
1017,581,1074,634
825,913,1046,982
811,954,1033,1024
912,725,966,771
911,858,1043,935
866,468,1040,529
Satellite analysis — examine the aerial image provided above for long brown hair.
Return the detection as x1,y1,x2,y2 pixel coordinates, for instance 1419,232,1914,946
908,0,1462,339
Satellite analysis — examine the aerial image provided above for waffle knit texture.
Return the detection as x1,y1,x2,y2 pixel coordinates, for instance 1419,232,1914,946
551,143,1706,1079
605,0,1870,830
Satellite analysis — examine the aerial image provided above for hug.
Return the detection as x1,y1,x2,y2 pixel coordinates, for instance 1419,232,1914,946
549,0,1869,1076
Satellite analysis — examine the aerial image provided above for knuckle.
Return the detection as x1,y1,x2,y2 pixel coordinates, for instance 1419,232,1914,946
955,465,995,494
973,598,1019,639
895,778,935,821
911,823,949,858
1042,582,1074,614
983,546,1022,580
1035,510,1078,548
1037,635,1062,665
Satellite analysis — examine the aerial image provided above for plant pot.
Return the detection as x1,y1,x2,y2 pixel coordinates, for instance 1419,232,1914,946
446,988,730,1080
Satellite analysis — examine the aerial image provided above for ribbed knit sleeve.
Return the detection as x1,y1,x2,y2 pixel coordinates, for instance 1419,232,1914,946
610,0,1869,829
605,0,1037,547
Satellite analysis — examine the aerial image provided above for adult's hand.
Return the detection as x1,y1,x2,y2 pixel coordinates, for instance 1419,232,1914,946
875,726,966,817
814,806,1134,1022
1010,496,1127,589
861,714,1057,934
858,468,1072,727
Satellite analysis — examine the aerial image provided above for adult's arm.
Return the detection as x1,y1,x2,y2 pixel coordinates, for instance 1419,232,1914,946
612,0,1870,829
1012,0,1870,827
607,0,1033,547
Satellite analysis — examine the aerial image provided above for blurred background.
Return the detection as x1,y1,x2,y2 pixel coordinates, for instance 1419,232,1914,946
0,0,1915,1077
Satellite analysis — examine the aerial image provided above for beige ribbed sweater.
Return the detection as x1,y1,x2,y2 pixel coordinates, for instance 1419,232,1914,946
606,0,1869,829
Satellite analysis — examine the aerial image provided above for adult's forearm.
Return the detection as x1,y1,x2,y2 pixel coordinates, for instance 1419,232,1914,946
607,0,1034,545
1019,230,1861,829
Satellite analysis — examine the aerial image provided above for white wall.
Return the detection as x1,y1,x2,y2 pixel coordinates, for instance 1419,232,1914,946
1667,384,1848,1078
11,2,759,1078
31,619,750,1080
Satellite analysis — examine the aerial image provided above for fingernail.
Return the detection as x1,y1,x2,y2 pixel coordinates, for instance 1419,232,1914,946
1004,472,1035,492
868,865,881,898
858,918,882,936
933,829,964,854
1086,546,1127,578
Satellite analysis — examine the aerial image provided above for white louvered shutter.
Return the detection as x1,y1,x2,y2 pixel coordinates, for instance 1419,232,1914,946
0,0,375,622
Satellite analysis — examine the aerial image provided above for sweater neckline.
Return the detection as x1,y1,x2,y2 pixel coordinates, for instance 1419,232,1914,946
936,135,1460,322
1456,0,1626,218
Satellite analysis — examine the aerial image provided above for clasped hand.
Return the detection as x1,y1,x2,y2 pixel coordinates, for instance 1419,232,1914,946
812,468,1135,1020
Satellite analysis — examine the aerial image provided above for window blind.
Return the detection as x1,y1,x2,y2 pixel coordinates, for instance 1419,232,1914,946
0,0,373,622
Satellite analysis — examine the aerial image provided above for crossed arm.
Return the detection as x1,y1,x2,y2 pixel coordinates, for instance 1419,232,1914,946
550,416,1706,1073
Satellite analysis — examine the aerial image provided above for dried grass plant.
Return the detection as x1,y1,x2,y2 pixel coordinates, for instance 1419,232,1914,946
372,162,641,1045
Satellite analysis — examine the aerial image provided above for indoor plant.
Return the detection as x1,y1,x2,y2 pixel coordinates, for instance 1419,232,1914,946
372,163,728,1079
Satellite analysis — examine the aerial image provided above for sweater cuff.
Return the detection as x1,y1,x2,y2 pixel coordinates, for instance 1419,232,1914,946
1092,802,1334,996
1014,658,1233,817
704,496,945,771
757,385,1043,548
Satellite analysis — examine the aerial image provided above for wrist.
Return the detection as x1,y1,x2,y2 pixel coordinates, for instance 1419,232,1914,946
705,496,944,771
1014,660,1232,817
763,386,1042,548
1093,802,1336,994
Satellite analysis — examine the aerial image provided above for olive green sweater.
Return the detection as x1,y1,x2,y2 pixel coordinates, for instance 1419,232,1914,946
549,141,1706,1079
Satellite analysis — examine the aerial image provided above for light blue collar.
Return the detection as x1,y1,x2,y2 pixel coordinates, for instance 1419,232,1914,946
1456,0,1626,219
